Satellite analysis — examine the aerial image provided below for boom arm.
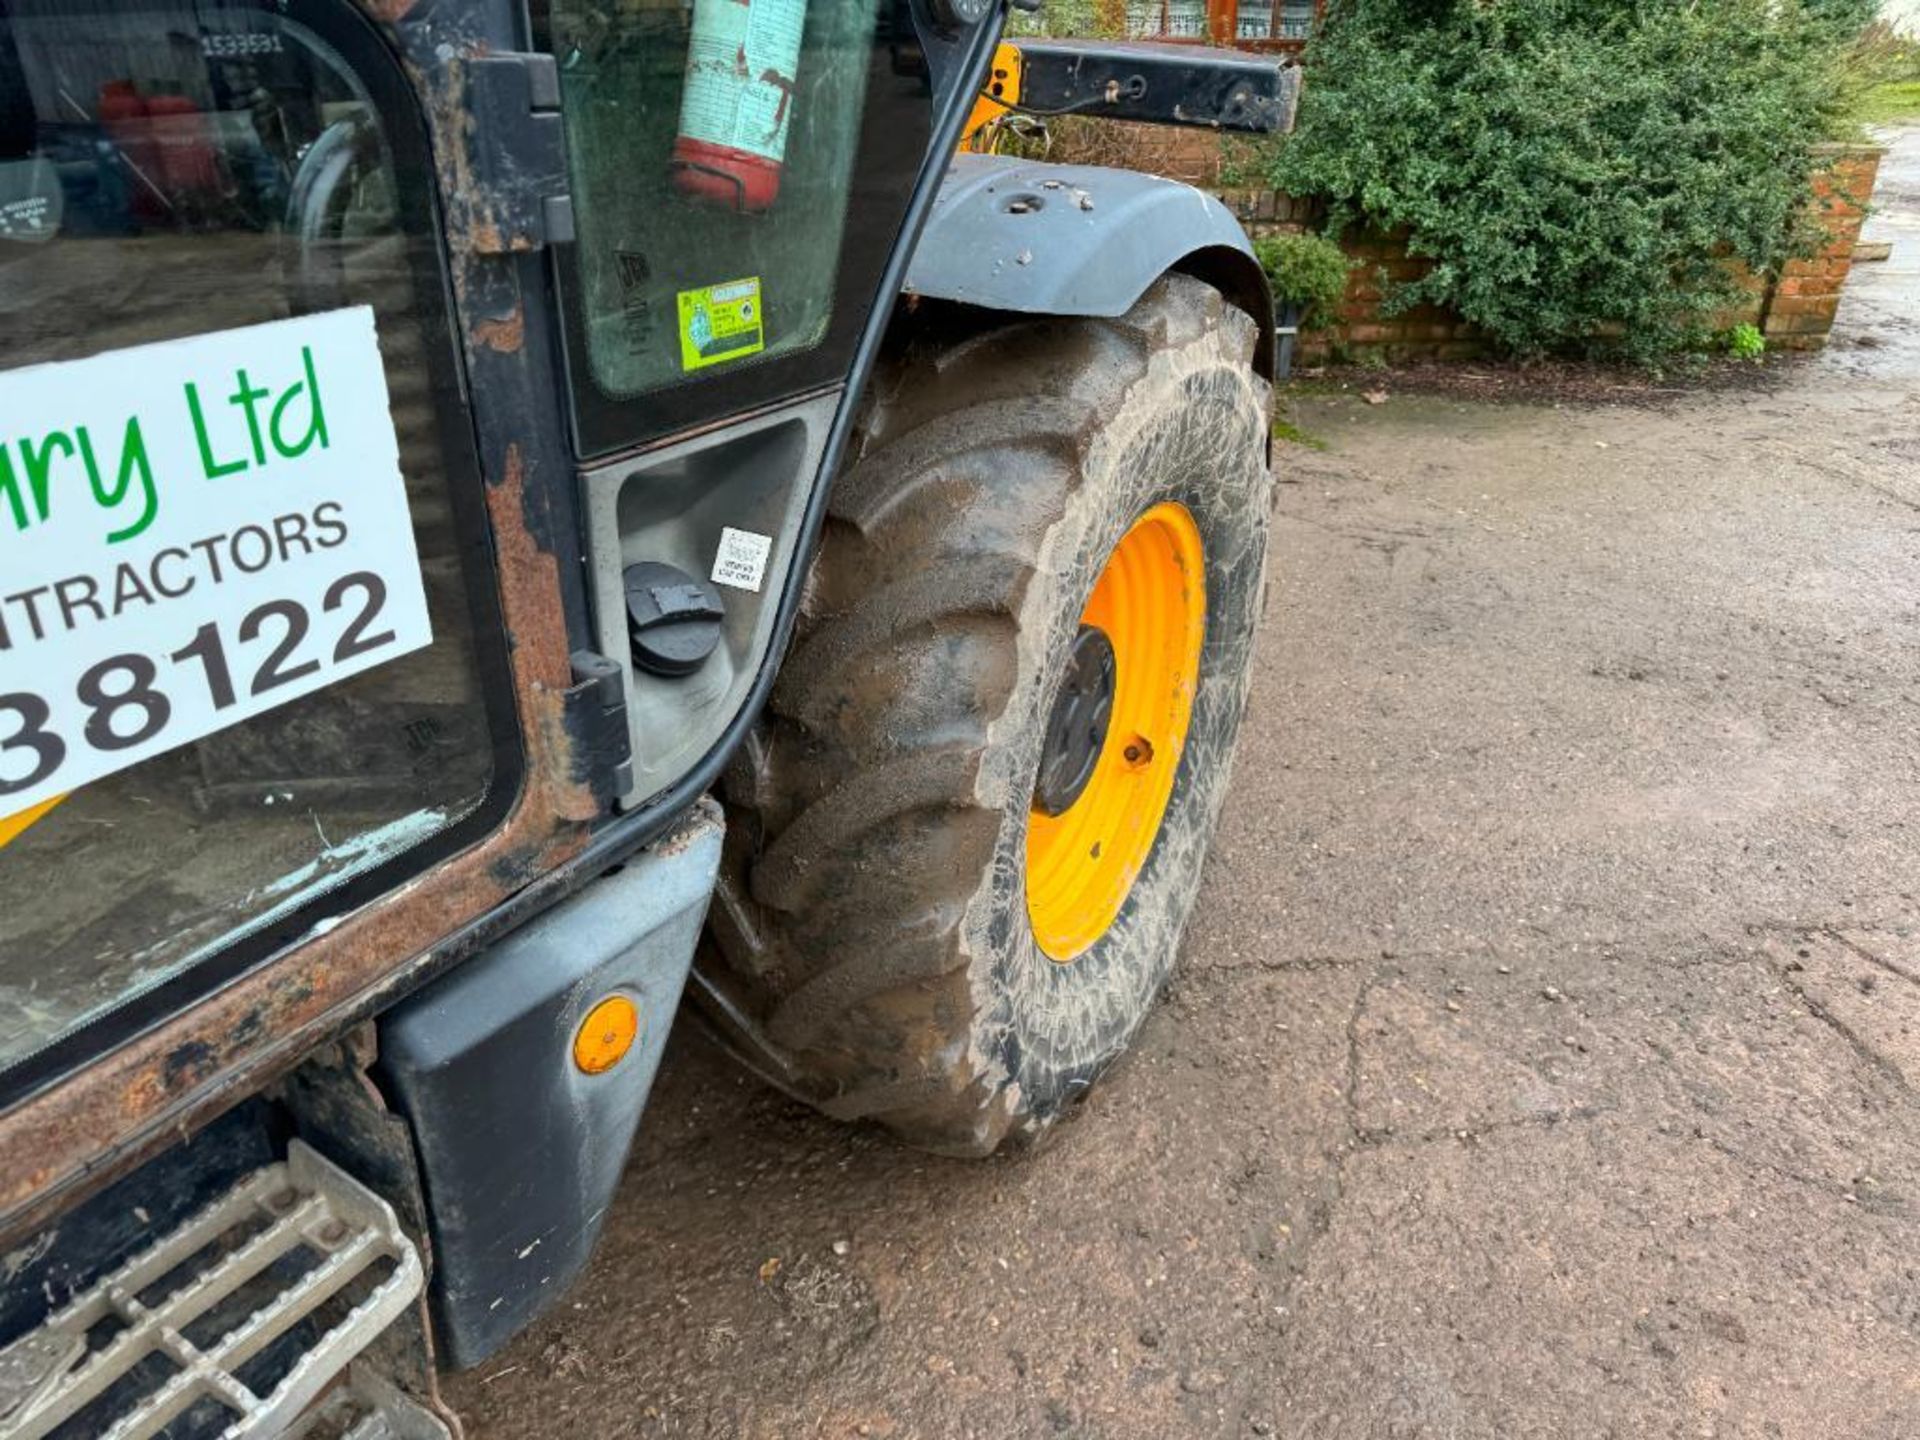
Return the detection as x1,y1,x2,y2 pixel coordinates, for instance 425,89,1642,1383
963,38,1299,149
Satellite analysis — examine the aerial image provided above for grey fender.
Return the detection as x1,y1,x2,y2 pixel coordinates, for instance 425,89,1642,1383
903,153,1276,379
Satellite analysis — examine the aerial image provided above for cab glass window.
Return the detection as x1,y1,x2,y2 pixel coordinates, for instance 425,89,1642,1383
545,0,936,455
0,0,516,1092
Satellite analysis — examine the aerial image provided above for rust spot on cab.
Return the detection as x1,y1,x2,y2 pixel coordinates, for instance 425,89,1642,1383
485,445,603,823
472,306,526,354
161,1042,218,1094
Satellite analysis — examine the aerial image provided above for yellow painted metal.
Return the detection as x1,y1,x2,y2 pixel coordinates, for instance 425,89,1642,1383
573,995,641,1075
1025,503,1206,962
0,795,65,851
961,41,1024,152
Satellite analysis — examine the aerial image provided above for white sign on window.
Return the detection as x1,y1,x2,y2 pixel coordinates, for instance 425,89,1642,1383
0,306,433,816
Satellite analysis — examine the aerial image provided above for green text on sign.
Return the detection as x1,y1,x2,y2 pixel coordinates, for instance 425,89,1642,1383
678,277,765,372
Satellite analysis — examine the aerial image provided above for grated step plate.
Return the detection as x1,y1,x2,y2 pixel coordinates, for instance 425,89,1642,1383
0,1143,427,1440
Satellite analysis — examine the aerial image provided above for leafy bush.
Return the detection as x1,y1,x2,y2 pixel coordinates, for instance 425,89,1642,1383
1268,0,1876,363
1726,322,1767,361
1253,231,1352,326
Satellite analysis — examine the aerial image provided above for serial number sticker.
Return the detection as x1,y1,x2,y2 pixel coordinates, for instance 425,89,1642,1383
0,306,432,818
200,29,284,57
711,526,773,593
677,276,765,372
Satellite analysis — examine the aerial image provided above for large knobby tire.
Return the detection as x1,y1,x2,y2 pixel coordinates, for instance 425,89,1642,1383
700,274,1272,1155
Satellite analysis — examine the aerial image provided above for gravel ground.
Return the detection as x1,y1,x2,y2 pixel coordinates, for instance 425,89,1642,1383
447,127,1920,1439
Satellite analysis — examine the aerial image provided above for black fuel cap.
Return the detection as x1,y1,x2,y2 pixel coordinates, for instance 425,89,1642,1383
624,561,726,677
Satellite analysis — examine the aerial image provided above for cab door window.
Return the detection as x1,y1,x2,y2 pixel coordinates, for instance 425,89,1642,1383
0,0,516,1092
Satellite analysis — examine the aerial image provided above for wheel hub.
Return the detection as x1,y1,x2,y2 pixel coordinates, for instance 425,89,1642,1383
1025,502,1207,963
1033,626,1117,818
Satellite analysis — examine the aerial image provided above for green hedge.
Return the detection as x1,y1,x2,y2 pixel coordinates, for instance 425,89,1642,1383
1269,0,1875,363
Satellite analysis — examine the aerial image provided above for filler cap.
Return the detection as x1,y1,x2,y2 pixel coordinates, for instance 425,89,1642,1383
623,561,726,677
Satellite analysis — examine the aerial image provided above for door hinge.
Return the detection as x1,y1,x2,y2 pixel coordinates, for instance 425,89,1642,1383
563,650,633,811
465,52,575,254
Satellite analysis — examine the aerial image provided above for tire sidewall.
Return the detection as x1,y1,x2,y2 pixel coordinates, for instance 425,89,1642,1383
966,307,1273,1125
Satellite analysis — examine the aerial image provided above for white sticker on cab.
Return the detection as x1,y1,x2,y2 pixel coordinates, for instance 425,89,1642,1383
0,306,432,818
711,526,773,593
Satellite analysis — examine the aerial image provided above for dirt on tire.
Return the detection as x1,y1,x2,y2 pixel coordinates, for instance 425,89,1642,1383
698,275,1273,1155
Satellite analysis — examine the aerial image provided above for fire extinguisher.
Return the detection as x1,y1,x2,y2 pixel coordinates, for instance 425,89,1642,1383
671,0,807,213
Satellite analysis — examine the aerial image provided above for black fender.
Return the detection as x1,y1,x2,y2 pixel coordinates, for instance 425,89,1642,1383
902,153,1276,380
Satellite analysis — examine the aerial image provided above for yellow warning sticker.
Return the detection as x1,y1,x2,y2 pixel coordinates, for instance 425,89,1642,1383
677,277,765,372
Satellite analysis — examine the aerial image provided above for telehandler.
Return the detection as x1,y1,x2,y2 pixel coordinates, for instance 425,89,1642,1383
0,1,1289,1430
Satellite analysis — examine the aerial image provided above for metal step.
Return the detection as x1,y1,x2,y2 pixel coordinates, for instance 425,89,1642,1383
0,1143,437,1440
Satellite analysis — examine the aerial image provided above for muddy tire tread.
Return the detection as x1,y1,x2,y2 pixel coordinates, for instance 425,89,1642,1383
707,275,1268,1153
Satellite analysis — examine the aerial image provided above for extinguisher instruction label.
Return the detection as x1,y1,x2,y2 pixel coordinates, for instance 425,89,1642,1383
677,0,808,165
678,277,767,372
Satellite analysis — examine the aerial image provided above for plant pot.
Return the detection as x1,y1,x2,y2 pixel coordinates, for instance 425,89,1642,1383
1274,302,1302,382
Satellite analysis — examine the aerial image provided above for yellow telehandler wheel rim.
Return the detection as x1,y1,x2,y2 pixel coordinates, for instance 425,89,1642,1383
1026,502,1206,962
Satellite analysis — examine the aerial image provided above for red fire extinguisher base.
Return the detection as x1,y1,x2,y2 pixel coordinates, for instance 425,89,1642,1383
671,137,784,213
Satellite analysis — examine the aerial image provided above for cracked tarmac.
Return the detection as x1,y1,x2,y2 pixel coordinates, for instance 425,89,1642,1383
448,127,1920,1438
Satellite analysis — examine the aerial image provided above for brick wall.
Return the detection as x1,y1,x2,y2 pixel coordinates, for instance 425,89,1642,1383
1213,190,1490,361
1760,144,1882,351
1047,124,1883,362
